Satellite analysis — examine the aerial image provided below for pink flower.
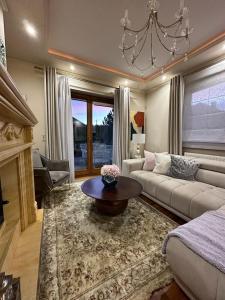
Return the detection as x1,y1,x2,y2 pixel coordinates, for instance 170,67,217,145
101,164,120,178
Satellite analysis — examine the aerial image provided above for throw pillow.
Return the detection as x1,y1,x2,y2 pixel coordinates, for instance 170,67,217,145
168,155,199,180
143,151,155,171
153,153,171,174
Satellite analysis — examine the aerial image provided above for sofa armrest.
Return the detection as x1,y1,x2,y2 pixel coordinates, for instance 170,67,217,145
122,158,145,176
41,156,70,172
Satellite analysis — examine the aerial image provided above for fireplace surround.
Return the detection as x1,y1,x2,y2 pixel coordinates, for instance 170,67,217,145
0,181,3,226
0,61,38,271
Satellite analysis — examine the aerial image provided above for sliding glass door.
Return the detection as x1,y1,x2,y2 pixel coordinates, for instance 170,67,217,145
71,92,113,176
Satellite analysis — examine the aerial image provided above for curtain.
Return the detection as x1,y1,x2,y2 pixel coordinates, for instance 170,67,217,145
44,66,74,180
168,75,184,155
112,87,130,169
44,66,59,159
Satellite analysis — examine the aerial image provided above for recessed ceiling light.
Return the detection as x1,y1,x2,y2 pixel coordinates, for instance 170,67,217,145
70,65,75,71
124,80,128,85
23,20,37,38
162,75,167,81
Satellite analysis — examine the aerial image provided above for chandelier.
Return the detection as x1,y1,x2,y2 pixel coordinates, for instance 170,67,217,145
119,0,193,73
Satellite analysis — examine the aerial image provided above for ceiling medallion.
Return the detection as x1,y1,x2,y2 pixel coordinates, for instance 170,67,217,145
119,0,193,74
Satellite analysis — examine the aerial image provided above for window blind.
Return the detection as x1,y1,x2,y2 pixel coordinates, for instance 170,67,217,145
183,60,225,149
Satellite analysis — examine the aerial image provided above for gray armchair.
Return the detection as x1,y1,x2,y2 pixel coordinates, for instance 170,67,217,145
32,149,70,208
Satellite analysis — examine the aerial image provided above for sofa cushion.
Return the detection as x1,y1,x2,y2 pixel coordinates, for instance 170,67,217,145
130,170,225,219
166,237,225,300
196,168,225,189
168,155,199,180
49,171,69,183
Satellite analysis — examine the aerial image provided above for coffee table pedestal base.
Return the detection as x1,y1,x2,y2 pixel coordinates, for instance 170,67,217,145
95,199,128,216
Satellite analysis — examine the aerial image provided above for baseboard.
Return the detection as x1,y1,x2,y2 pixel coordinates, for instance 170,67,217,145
174,276,197,300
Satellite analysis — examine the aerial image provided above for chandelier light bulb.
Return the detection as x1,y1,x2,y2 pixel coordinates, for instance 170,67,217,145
185,18,190,29
180,0,185,11
135,35,138,46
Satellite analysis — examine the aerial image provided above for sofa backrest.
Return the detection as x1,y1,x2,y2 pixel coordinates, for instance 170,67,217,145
184,152,225,189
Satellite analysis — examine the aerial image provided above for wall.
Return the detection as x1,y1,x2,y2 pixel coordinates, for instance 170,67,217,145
69,77,146,158
145,82,170,153
7,58,46,153
7,57,146,157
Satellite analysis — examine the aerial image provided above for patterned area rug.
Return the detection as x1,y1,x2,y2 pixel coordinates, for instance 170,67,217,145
38,183,177,300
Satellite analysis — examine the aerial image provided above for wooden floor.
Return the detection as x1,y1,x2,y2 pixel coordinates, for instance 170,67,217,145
77,176,189,300
150,281,189,300
3,177,188,300
5,209,43,300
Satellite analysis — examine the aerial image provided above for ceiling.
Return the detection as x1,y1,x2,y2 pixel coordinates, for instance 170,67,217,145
3,0,225,91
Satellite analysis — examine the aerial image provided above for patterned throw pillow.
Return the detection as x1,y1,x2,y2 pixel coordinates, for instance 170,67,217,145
143,150,155,171
168,155,199,180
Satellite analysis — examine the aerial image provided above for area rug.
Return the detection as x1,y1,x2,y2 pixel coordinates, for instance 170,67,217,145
37,183,177,300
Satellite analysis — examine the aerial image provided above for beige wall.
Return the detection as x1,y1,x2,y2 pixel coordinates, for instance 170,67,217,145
145,82,170,153
7,58,46,154
7,57,146,157
0,6,5,47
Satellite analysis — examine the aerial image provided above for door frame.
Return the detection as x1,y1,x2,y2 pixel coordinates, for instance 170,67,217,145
71,91,114,177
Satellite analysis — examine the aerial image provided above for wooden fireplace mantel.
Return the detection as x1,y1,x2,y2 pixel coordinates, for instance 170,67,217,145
0,62,38,270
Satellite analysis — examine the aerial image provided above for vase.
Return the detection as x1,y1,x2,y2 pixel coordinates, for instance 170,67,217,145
102,175,118,188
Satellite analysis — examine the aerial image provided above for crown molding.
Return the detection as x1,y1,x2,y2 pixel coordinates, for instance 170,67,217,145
143,30,225,82
48,48,144,82
48,29,225,85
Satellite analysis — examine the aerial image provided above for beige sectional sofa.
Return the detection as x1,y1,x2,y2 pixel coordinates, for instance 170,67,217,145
122,153,225,300
122,153,225,221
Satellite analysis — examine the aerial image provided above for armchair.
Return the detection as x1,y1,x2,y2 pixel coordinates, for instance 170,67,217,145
32,149,70,208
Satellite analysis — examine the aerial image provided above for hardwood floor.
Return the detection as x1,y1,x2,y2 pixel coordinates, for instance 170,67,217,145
5,177,187,300
140,195,188,300
150,281,189,300
140,194,186,225
4,209,43,300
78,176,189,300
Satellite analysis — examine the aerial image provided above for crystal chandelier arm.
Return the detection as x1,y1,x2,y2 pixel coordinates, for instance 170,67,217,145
155,18,188,39
154,20,174,53
157,17,183,29
124,14,151,34
133,26,149,61
119,1,193,72
122,26,149,51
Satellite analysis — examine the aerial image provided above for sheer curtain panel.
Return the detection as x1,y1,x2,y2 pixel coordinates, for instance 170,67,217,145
44,66,74,180
112,87,130,169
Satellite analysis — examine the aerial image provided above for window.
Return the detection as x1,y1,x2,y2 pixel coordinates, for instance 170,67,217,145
183,61,225,150
71,91,113,176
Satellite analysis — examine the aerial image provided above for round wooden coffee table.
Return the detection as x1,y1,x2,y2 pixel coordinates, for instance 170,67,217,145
81,176,142,216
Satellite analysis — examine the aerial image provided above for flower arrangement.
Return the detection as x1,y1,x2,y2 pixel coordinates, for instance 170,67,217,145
101,165,120,187
101,164,120,178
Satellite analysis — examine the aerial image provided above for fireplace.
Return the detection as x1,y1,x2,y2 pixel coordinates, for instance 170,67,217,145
0,180,4,226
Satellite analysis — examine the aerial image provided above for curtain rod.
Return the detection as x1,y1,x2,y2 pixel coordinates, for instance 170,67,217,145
34,66,116,89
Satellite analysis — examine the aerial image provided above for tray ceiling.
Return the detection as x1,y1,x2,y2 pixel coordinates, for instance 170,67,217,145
4,0,225,87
